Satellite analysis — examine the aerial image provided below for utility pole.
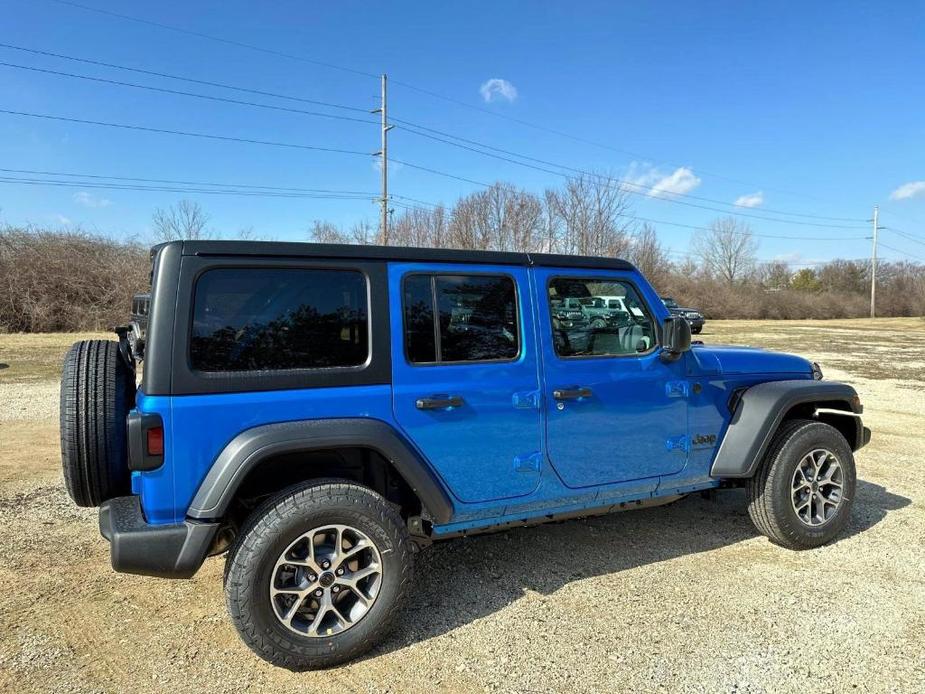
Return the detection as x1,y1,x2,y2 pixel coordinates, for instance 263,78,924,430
870,204,880,318
372,74,394,244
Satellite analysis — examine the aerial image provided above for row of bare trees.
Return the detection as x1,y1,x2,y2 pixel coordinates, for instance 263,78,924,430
2,170,922,331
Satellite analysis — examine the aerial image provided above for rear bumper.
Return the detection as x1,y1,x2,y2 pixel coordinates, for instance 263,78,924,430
99,496,218,578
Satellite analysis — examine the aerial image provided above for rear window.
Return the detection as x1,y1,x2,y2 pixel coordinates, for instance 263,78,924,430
190,268,368,372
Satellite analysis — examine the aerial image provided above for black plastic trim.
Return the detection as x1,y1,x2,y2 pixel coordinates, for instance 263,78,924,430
142,241,182,395
165,256,391,396
126,411,164,471
186,418,455,524
710,380,864,479
179,240,636,271
99,496,218,578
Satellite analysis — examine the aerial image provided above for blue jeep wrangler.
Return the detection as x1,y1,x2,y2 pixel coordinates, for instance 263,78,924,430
59,241,870,669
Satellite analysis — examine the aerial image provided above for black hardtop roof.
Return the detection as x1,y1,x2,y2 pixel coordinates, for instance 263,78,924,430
172,240,635,271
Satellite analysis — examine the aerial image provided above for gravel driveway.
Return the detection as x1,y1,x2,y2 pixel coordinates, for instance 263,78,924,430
0,319,923,693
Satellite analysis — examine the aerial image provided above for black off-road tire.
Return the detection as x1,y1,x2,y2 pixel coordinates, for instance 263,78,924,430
224,480,414,670
747,419,856,550
59,340,135,507
691,326,702,334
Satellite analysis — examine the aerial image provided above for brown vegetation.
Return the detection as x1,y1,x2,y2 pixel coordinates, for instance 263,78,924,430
0,226,148,332
2,180,923,332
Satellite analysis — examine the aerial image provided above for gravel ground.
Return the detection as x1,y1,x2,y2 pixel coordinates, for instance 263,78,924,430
0,320,923,693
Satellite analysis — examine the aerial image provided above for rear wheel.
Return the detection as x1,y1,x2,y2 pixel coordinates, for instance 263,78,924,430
224,480,413,669
59,340,135,507
747,419,856,549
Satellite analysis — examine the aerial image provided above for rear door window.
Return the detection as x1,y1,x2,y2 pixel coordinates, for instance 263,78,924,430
190,268,368,371
402,274,519,364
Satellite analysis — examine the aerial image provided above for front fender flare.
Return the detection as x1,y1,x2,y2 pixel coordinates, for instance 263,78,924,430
186,418,455,524
710,380,863,479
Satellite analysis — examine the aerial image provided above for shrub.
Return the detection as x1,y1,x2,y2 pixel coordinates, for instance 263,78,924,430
0,226,149,332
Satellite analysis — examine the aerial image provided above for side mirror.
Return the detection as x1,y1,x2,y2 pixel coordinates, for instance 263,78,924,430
661,315,691,362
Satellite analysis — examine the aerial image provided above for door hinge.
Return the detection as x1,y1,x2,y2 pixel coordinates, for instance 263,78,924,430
512,390,541,409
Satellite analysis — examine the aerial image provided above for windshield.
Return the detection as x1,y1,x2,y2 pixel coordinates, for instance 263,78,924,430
661,297,678,309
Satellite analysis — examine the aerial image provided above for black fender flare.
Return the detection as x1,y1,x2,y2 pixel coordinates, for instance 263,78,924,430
186,418,455,524
710,380,864,479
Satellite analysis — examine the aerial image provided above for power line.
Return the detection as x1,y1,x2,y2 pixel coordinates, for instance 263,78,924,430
394,122,868,229
877,241,925,262
0,48,870,229
389,158,493,188
0,175,375,200
380,188,870,242
0,167,373,196
0,42,371,113
392,117,864,223
629,214,869,241
38,0,848,205
41,0,379,80
0,61,378,125
883,226,925,247
0,108,373,156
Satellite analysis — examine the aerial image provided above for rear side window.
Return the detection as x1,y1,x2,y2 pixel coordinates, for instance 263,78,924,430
402,274,519,364
190,268,368,371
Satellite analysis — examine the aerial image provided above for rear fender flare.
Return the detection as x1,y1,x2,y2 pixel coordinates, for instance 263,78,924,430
710,380,863,479
186,418,454,523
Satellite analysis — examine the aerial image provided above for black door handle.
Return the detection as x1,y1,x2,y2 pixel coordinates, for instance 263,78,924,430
415,394,465,410
553,386,593,400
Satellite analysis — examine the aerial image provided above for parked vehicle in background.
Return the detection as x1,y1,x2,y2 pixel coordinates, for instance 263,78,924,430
578,296,629,328
594,294,645,319
661,296,705,334
59,241,868,669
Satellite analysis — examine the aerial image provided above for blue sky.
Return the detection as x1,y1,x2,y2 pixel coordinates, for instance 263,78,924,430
2,0,924,265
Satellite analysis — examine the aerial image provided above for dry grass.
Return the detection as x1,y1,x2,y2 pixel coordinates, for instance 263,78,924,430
0,332,110,384
0,322,923,693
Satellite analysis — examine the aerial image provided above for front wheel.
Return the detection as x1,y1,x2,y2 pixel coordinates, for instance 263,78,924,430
224,481,414,669
747,419,856,549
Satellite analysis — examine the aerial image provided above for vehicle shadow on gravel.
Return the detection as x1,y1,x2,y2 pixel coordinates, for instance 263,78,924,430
373,479,909,658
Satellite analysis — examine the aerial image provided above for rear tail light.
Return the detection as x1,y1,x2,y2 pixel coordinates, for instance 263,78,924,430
146,426,164,456
127,412,165,471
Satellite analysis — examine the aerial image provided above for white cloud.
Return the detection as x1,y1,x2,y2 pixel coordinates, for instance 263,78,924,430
626,162,701,198
72,191,112,208
890,180,925,201
54,214,73,226
479,78,518,103
734,191,764,208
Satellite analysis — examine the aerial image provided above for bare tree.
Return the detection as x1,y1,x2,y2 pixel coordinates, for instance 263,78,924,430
152,200,211,242
545,172,634,257
349,219,376,245
692,217,758,284
390,205,448,248
447,183,544,251
308,220,350,244
758,260,792,290
629,223,669,284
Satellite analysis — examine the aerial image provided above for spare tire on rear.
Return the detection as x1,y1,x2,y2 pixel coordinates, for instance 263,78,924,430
60,340,136,507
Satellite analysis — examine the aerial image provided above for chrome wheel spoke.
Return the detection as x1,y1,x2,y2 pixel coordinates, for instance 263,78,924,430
343,564,380,586
791,449,844,527
270,523,382,638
